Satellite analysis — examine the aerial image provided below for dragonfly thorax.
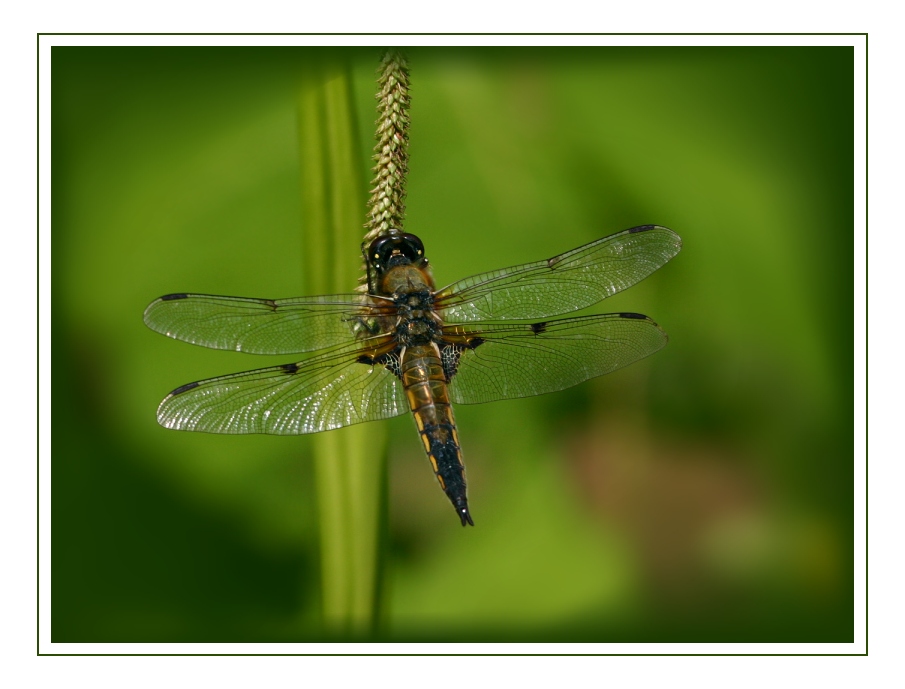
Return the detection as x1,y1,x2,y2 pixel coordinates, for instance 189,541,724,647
394,289,433,312
379,263,436,299
395,311,442,346
382,281,441,346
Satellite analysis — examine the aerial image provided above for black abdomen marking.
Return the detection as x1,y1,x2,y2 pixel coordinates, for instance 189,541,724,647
424,425,472,527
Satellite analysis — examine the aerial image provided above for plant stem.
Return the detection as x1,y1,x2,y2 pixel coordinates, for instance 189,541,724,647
297,52,386,636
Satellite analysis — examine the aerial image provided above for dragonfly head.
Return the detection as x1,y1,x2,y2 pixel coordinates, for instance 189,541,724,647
367,232,428,274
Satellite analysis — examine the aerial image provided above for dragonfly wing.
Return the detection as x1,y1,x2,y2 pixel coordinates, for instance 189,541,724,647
446,313,668,405
143,293,382,355
434,225,681,322
156,340,408,435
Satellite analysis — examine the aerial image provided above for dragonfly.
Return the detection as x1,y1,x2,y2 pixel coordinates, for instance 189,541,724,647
144,224,681,526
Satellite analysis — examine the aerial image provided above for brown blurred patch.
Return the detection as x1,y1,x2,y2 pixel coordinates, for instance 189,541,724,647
563,411,771,608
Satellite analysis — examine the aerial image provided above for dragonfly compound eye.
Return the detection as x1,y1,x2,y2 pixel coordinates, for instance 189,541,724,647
369,233,426,273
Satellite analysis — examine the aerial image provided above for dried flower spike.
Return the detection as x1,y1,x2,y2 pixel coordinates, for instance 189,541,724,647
363,49,411,264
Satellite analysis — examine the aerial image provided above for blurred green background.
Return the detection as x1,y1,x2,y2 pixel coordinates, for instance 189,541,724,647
51,46,854,642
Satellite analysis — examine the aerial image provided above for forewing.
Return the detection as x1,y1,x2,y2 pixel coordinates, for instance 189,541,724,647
434,225,681,322
446,313,668,405
143,292,383,355
156,340,408,435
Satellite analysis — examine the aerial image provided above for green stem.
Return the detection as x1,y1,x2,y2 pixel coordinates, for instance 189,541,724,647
297,53,386,636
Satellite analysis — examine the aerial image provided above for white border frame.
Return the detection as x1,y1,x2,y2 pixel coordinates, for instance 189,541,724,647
37,33,867,657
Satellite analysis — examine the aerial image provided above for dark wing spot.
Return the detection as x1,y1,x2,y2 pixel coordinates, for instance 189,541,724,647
170,381,200,396
547,255,563,268
160,293,189,301
377,351,403,378
264,299,277,310
442,338,484,380
530,321,548,334
629,224,657,233
360,351,402,377
280,363,300,374
441,345,462,380
619,312,649,320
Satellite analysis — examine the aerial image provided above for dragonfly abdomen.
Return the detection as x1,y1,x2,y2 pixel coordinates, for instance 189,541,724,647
400,343,473,526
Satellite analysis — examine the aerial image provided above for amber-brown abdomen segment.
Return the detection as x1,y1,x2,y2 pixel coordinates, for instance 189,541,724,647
400,343,472,526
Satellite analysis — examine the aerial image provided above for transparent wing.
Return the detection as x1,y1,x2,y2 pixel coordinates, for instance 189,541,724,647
156,339,408,435
143,292,384,355
434,225,681,322
446,313,668,405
